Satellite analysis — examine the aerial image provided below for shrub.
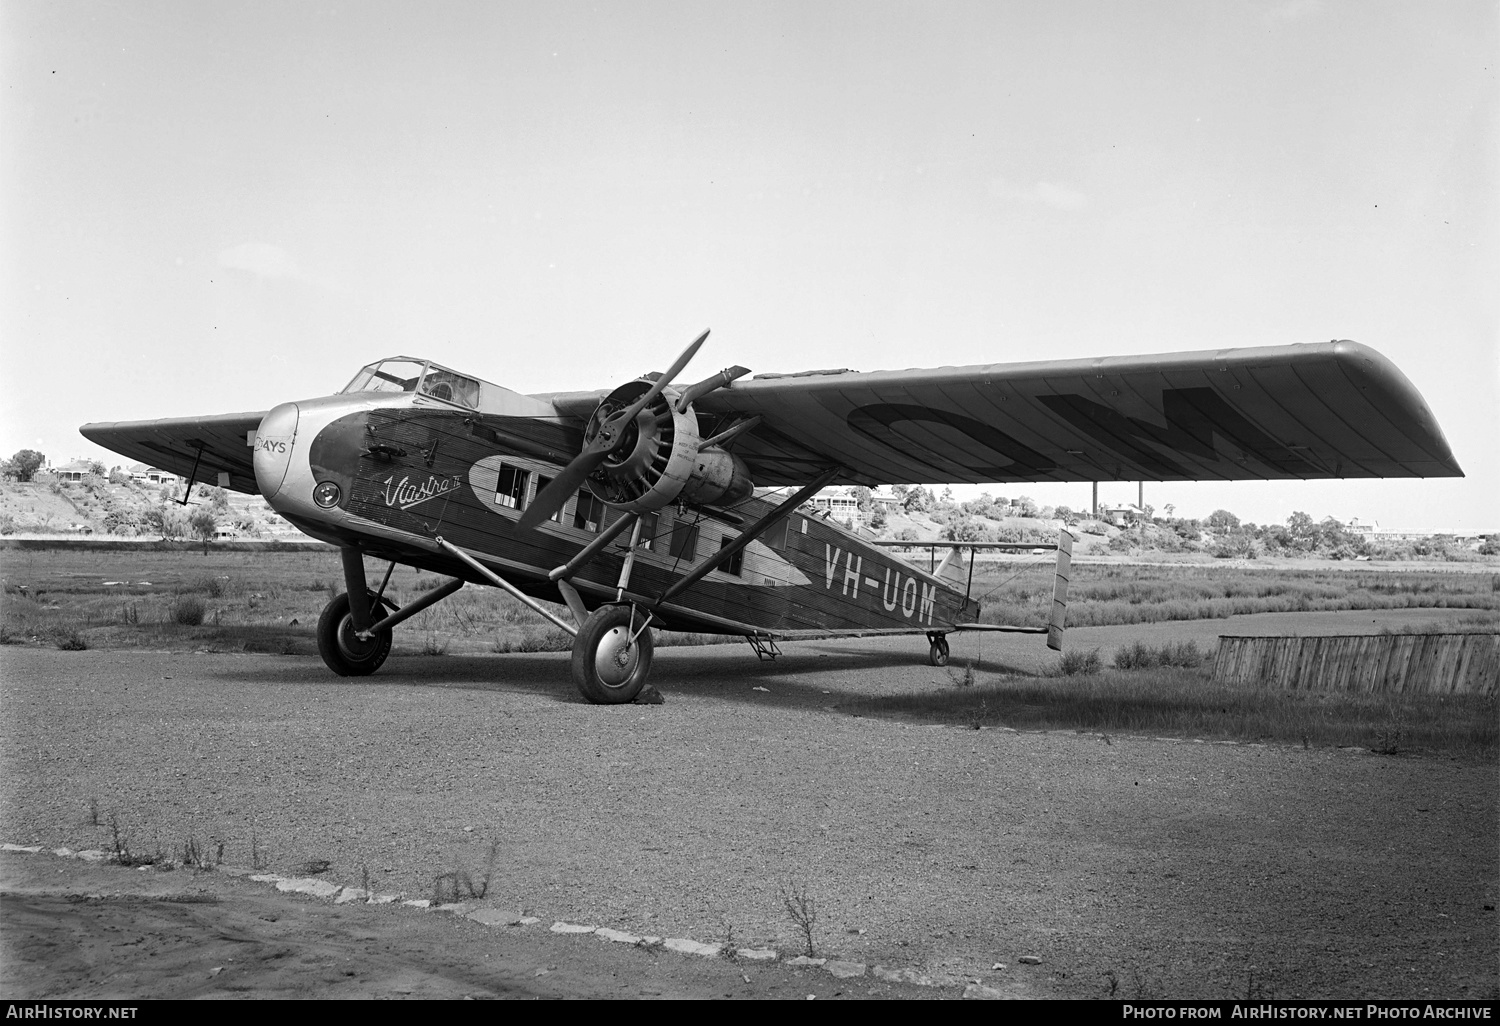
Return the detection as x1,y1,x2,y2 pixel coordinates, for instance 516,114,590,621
1114,641,1206,670
170,595,207,626
187,575,226,598
53,627,88,651
1056,648,1101,675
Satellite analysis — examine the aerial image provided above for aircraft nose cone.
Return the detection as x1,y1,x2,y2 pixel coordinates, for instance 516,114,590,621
253,402,299,499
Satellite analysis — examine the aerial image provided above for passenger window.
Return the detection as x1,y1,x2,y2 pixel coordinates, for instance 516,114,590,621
612,510,660,550
495,465,529,510
719,536,743,576
669,523,699,561
574,491,604,532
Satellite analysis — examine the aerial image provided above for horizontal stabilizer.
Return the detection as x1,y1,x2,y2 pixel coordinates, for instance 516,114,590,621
953,624,1047,634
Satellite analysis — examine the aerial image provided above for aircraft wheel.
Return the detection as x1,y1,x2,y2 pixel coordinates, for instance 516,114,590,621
928,636,950,667
571,605,653,704
317,592,392,677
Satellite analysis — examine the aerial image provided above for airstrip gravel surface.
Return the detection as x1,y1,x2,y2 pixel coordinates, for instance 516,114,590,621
2,614,1496,1000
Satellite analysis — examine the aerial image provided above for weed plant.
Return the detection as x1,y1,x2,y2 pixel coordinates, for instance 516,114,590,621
778,878,818,958
431,840,500,904
108,815,164,867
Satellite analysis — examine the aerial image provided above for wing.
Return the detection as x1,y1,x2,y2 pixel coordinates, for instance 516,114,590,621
669,340,1460,486
81,412,268,495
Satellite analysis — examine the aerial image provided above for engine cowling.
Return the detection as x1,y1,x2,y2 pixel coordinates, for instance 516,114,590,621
583,378,753,512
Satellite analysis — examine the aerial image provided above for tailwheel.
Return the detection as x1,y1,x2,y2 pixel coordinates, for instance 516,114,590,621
928,633,950,667
571,605,654,704
317,592,393,677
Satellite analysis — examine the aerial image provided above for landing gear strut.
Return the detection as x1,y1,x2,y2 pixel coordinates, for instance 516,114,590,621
571,605,654,704
927,632,950,667
317,592,393,676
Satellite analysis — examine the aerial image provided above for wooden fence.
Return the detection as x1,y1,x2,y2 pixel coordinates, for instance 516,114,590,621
1211,633,1499,695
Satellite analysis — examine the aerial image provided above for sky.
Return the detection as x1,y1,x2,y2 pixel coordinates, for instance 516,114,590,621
3,0,1495,531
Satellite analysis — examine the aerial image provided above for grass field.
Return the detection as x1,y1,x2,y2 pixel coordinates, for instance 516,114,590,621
973,559,1500,628
4,546,1497,653
0,547,728,655
3,546,1495,760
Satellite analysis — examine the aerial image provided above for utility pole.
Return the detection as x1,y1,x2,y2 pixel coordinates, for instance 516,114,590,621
1092,481,1098,518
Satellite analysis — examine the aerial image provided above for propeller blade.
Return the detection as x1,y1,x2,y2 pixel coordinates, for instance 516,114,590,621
518,453,605,530
518,331,709,531
613,329,709,426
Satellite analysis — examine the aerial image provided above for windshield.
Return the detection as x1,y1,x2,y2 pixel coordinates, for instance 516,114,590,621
341,358,481,410
342,360,428,395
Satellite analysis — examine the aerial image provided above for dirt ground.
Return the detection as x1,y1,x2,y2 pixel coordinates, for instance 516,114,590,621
0,853,948,999
1,615,1496,1001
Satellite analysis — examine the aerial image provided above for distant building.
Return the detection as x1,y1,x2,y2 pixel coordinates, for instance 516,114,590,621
807,486,863,521
1099,503,1146,526
52,460,93,483
128,463,180,487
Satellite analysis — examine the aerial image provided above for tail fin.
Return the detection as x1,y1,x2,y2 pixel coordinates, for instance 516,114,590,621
934,545,969,588
1046,528,1074,651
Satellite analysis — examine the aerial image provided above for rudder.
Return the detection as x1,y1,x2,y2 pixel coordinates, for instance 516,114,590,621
1047,528,1073,651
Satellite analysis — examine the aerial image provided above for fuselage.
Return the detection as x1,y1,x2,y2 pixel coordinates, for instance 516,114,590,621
251,359,978,636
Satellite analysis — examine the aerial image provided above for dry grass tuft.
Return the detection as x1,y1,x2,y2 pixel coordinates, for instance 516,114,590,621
844,667,1496,759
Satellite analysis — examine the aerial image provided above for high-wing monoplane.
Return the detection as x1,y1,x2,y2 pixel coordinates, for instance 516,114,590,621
80,335,1461,703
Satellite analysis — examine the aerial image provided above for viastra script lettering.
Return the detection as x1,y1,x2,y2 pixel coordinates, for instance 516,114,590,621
382,473,461,511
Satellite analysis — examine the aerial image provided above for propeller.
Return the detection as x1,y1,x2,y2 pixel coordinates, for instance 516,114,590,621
518,330,709,530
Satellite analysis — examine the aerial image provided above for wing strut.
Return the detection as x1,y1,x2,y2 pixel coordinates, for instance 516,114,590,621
177,443,206,506
656,467,840,605
548,511,640,582
434,536,579,638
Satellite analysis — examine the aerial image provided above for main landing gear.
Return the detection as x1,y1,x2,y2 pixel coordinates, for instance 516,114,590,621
571,605,654,704
317,591,394,676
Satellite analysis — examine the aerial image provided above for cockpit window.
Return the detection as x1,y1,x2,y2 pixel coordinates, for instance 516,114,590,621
342,360,427,395
419,368,481,409
341,359,481,410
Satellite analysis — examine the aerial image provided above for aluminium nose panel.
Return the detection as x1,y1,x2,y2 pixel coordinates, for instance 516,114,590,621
253,402,299,499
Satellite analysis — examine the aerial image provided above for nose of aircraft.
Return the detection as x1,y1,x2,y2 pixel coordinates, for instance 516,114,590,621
253,402,299,500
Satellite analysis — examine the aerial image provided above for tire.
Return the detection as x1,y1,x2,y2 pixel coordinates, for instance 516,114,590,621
928,636,950,667
316,592,393,677
571,605,653,704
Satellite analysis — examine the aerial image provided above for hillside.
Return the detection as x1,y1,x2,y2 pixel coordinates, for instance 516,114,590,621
0,476,297,539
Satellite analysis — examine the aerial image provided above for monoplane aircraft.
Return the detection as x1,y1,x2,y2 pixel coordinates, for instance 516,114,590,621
81,334,1461,703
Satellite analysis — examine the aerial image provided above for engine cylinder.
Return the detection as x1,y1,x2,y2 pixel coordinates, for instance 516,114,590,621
584,379,753,512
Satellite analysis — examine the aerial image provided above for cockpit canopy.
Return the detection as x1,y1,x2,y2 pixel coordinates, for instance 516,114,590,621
341,357,482,410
